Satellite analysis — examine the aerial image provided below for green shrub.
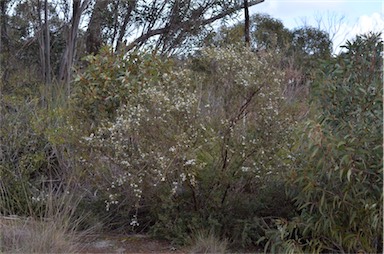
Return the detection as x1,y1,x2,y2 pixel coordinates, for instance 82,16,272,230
269,33,383,253
0,82,84,219
72,47,175,127
76,46,299,246
150,46,298,245
0,96,51,215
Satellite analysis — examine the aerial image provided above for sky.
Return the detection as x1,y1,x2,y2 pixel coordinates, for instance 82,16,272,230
248,0,384,53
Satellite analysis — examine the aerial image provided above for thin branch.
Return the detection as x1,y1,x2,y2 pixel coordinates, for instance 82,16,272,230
125,0,264,51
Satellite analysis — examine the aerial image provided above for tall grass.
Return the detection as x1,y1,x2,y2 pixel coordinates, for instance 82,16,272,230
0,182,90,253
188,230,228,254
0,81,92,253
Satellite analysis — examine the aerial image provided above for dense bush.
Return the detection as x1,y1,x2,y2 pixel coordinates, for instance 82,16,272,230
0,91,78,217
3,26,379,252
267,33,383,253
0,96,49,214
150,46,298,245
73,46,299,245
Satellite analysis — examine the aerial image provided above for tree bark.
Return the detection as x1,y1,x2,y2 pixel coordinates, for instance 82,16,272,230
44,0,51,85
244,0,250,47
0,0,9,84
115,0,136,52
86,0,108,55
59,0,90,91
0,2,2,137
36,0,46,87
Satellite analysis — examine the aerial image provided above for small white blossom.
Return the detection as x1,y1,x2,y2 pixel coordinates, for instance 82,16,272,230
184,159,196,166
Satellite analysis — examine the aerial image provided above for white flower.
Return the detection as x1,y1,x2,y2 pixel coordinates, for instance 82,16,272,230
241,167,249,172
184,159,196,166
130,215,139,227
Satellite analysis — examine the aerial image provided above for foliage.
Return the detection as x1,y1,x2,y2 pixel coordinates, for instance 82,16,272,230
289,26,332,79
175,46,297,246
268,32,383,253
3,7,380,251
73,47,199,230
0,0,265,86
0,82,82,218
204,13,292,52
72,47,176,126
250,14,292,51
0,84,92,253
202,13,332,104
291,27,332,60
75,45,299,245
0,96,51,215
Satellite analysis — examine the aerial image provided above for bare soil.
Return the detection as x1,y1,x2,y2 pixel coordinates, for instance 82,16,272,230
77,234,187,253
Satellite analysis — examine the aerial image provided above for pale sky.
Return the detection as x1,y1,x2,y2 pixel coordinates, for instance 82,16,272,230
248,0,384,53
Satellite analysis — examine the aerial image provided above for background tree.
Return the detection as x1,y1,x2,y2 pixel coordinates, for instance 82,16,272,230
201,13,332,103
1,0,265,87
85,0,107,55
251,13,292,51
244,0,250,47
58,0,90,89
202,13,291,51
290,26,332,69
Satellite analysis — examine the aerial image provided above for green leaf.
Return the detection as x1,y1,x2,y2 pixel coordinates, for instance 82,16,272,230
340,154,350,166
337,141,346,148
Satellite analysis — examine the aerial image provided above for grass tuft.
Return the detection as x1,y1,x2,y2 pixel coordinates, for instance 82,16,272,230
188,230,228,254
0,186,92,253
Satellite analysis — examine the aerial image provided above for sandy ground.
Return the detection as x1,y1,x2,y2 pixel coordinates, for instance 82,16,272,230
77,234,187,253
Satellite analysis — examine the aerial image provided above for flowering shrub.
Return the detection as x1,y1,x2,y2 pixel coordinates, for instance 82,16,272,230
75,46,298,242
73,48,200,228
155,46,298,243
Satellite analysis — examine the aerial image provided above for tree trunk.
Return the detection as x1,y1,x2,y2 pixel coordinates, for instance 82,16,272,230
44,0,51,86
115,0,136,52
86,0,108,55
59,0,89,92
37,0,45,80
0,2,2,138
0,0,9,84
244,0,250,47
125,0,264,52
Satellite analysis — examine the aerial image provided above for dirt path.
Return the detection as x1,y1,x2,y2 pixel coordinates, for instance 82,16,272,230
77,234,187,253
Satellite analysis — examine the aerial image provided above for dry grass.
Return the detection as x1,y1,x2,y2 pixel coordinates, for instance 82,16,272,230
188,231,228,254
0,186,92,253
0,215,78,253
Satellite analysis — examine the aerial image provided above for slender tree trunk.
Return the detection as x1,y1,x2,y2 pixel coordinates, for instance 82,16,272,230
0,5,2,138
44,0,51,86
115,0,136,52
125,0,264,52
244,0,250,47
110,0,120,47
37,0,45,82
59,0,89,93
0,0,9,83
86,0,108,55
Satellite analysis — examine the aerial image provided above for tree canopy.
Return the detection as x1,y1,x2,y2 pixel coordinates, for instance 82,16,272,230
0,0,264,86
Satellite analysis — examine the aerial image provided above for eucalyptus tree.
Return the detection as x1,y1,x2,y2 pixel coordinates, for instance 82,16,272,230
1,0,265,88
86,0,265,55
